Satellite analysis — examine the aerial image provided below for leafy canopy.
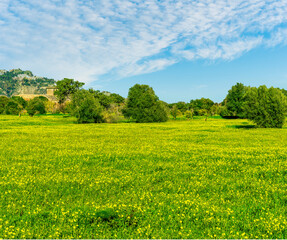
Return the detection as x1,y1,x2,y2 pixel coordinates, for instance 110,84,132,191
70,89,103,123
26,98,47,116
0,96,9,114
123,84,168,123
55,78,85,104
189,98,214,116
224,83,247,118
244,85,287,128
5,99,21,115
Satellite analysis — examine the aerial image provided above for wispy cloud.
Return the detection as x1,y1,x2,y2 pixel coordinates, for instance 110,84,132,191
1,0,287,83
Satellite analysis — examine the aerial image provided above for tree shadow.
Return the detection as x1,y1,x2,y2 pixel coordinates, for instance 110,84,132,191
233,124,256,129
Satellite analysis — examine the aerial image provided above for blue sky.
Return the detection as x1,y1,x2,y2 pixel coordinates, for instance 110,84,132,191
1,0,287,103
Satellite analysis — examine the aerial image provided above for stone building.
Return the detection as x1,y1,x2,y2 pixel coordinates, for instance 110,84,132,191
46,87,57,96
15,87,58,102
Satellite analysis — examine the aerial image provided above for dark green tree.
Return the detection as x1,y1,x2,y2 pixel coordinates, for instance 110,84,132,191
0,96,9,114
110,93,125,104
11,96,27,109
55,78,85,104
70,89,103,123
190,98,214,116
244,85,287,128
88,90,125,109
123,84,168,123
279,88,287,98
90,90,112,109
5,99,21,115
176,101,188,113
224,83,247,118
26,98,46,116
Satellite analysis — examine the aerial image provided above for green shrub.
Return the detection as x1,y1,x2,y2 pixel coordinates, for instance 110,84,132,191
0,96,9,114
5,99,21,115
70,90,103,123
185,110,193,119
26,98,47,116
11,96,27,109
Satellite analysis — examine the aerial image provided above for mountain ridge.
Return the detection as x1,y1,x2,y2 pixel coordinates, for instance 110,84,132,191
0,69,56,97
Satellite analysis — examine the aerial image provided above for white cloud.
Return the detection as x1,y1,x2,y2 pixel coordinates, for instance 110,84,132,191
0,0,287,83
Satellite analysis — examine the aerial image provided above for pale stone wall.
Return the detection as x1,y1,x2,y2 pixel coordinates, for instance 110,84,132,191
46,88,56,96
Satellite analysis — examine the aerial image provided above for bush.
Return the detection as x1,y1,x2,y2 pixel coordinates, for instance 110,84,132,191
11,96,27,109
26,98,47,116
45,101,58,114
244,85,287,128
5,99,21,115
0,96,9,114
171,105,180,119
70,90,103,123
102,104,125,123
185,110,193,119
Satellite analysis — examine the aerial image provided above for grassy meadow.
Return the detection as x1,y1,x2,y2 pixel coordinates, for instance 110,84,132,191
1,115,287,238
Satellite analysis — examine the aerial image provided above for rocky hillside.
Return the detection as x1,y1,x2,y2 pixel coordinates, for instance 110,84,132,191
0,69,56,97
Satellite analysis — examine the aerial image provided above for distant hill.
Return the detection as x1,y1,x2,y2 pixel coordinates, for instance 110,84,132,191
0,69,56,97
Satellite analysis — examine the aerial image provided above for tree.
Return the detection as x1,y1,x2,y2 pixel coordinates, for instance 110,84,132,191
0,96,9,114
185,110,193,119
189,98,214,116
176,101,188,113
45,100,57,114
55,78,84,104
110,93,125,105
224,83,247,118
70,89,103,123
26,98,46,116
5,99,21,115
89,89,125,109
244,85,287,128
210,103,221,116
171,105,181,119
123,84,168,123
11,96,27,109
279,88,287,98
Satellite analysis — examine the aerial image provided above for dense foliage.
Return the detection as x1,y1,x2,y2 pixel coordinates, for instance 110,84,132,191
170,105,181,119
70,89,104,123
123,84,168,123
5,99,21,115
0,69,55,97
190,98,214,116
1,68,287,127
221,83,247,118
244,85,287,128
54,78,85,104
26,97,47,116
89,89,125,109
11,96,27,109
0,96,22,115
0,96,9,114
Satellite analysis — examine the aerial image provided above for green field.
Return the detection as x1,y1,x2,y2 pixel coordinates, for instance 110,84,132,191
1,115,287,239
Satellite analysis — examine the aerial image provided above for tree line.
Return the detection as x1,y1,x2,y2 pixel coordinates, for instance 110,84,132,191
1,79,287,128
